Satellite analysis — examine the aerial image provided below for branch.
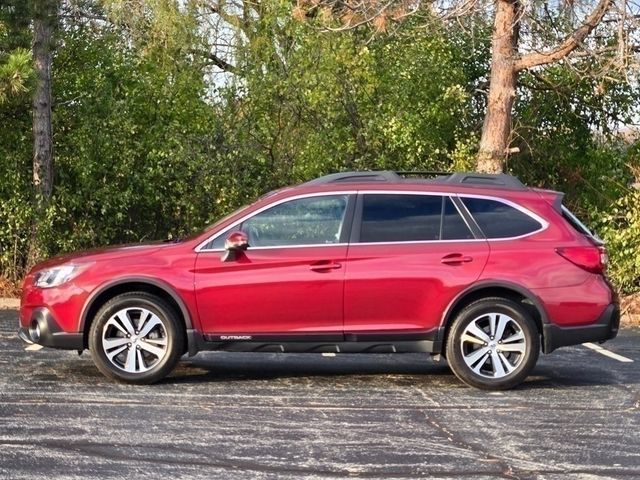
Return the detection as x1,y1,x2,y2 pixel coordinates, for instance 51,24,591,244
189,49,236,72
514,0,613,71
203,0,247,31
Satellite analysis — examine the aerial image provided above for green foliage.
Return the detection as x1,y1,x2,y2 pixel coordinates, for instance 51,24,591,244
0,47,33,103
49,22,224,251
513,66,639,212
0,0,638,297
0,0,33,104
596,190,640,294
220,10,473,193
0,1,33,279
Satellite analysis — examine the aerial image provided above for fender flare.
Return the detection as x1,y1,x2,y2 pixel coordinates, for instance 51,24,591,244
79,276,194,332
439,280,550,332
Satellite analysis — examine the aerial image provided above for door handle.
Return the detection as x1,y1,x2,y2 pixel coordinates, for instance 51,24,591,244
309,261,342,272
441,253,473,265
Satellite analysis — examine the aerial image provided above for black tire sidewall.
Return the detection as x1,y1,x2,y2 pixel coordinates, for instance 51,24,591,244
89,294,182,384
446,298,540,390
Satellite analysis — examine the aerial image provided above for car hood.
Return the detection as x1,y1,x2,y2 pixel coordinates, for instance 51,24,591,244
29,240,182,272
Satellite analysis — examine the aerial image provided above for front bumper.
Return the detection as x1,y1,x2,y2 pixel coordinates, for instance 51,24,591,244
542,303,620,354
18,307,83,351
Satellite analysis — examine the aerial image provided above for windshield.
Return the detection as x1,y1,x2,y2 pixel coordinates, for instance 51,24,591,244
179,203,251,243
185,189,291,241
203,204,251,232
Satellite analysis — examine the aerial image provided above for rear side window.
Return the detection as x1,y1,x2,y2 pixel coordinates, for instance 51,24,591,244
360,194,442,242
462,197,542,239
358,194,473,242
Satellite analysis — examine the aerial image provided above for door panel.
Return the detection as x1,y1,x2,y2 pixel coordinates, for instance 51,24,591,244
194,193,353,335
344,193,490,334
344,241,490,333
195,246,347,334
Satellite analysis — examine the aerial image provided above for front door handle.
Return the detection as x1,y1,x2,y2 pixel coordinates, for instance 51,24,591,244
309,261,342,272
441,253,473,265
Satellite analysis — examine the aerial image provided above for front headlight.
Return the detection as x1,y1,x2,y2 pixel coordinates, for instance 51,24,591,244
33,264,89,288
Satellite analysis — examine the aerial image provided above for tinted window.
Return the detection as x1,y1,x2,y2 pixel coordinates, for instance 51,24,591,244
225,195,349,247
462,197,541,238
442,198,473,240
562,206,593,236
561,206,603,244
360,194,442,242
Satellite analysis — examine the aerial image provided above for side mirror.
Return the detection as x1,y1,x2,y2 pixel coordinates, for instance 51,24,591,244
221,231,249,262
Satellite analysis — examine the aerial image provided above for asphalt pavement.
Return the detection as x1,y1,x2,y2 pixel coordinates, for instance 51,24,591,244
1,307,639,479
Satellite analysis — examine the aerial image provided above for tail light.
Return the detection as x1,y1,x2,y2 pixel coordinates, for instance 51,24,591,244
556,246,607,274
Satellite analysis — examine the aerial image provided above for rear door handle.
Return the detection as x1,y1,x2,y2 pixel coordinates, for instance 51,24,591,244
309,261,342,272
441,253,473,265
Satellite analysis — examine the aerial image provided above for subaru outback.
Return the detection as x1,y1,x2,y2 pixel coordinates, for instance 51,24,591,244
18,171,619,390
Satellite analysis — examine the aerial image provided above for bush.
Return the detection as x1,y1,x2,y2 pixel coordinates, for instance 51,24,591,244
596,190,640,295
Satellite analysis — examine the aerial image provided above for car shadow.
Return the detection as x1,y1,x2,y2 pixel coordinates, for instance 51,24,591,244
521,364,638,390
168,352,452,383
164,352,634,390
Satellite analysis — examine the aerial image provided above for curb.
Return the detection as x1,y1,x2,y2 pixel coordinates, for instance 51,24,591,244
621,313,639,328
0,298,20,309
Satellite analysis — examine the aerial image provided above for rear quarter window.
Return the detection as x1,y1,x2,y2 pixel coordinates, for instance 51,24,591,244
462,197,543,239
561,206,602,243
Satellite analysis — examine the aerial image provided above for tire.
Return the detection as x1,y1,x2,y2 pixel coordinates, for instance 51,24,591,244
445,297,540,390
88,292,184,384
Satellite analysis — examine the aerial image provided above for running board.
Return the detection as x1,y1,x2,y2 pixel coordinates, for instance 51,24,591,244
185,331,441,356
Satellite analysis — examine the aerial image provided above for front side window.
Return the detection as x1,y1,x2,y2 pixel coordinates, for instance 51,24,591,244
462,197,542,239
212,195,349,248
359,194,443,242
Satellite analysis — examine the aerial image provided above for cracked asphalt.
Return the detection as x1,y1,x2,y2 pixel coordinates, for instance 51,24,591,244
1,308,639,479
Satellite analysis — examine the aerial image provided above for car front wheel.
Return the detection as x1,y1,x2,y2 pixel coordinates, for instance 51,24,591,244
89,292,184,384
445,297,540,390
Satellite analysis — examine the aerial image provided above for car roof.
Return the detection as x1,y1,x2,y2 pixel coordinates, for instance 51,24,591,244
302,170,527,189
273,171,554,200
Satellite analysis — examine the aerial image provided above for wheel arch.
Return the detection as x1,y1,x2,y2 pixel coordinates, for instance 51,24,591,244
439,281,549,350
80,277,193,350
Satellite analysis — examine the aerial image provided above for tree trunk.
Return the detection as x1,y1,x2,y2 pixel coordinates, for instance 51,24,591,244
28,0,56,268
475,0,520,174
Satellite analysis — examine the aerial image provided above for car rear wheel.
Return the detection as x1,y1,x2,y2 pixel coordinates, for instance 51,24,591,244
89,292,184,384
445,297,540,390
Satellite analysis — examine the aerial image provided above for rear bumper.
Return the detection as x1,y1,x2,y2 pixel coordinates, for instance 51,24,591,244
542,303,620,354
18,307,83,351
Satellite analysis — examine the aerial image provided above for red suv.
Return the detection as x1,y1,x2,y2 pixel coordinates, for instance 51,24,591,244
18,171,619,389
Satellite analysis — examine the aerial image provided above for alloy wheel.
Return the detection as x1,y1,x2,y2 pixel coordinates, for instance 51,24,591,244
101,307,168,373
459,312,526,379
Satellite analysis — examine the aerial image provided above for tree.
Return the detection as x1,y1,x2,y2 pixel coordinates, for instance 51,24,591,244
103,0,474,179
475,0,615,172
28,0,59,266
0,0,637,294
293,0,640,172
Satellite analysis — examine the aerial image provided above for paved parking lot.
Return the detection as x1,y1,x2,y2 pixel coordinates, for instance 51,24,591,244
1,308,639,479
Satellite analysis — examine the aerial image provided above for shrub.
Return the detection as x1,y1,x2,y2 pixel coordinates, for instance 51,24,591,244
596,190,640,295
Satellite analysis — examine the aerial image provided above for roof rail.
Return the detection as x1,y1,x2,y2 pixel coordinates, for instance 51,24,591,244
395,170,451,177
303,171,402,185
303,170,526,189
443,172,525,189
